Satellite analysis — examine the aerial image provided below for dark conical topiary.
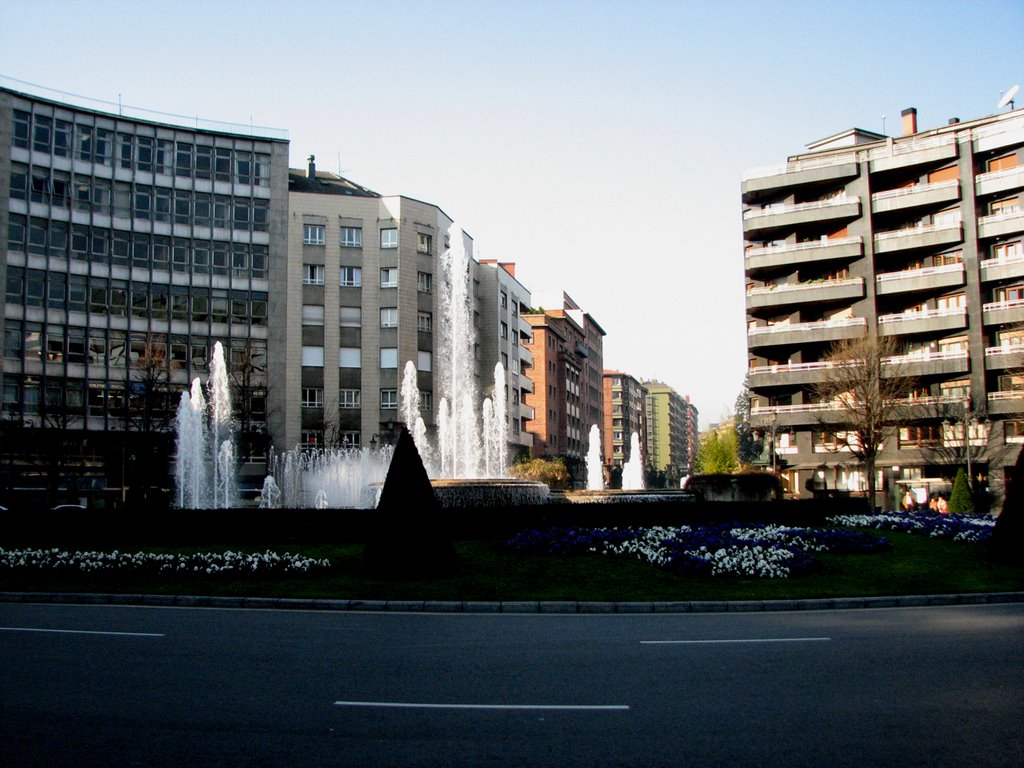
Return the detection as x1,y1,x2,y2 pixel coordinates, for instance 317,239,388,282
363,426,458,578
991,449,1023,565
948,468,974,515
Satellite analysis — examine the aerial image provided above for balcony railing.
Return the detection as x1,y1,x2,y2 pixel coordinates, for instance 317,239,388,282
988,391,1024,402
742,152,859,182
870,178,958,202
751,403,838,416
876,262,963,283
743,196,858,221
981,253,1024,270
878,306,965,324
747,317,867,336
874,220,961,242
745,236,861,259
983,297,1024,313
748,361,836,376
865,133,956,161
746,277,862,297
882,349,968,365
978,209,1024,227
976,164,1024,186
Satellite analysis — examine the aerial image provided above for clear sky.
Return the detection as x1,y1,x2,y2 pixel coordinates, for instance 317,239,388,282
2,0,1022,428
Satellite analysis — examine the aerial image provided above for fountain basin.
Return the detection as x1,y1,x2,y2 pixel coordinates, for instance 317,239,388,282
559,489,696,504
430,478,550,508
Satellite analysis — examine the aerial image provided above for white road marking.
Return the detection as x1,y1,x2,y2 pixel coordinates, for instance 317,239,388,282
641,637,831,645
334,701,629,711
0,626,165,638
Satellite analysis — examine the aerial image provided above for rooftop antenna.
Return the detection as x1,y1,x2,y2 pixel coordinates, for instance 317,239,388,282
997,84,1019,111
881,114,886,134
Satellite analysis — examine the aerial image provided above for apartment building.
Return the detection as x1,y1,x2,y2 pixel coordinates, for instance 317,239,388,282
283,158,452,452
602,370,647,472
477,260,534,458
743,104,1024,507
643,381,696,484
0,83,288,507
523,292,605,481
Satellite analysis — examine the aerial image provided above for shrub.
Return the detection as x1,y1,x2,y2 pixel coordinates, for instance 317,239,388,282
509,457,570,489
948,468,974,515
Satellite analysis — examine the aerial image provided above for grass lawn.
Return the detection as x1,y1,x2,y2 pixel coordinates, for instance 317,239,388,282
1,529,1021,602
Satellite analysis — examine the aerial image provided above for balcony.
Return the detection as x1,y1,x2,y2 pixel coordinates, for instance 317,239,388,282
871,179,960,215
987,390,1024,416
982,297,1024,326
977,209,1024,240
975,165,1024,197
889,395,966,419
875,263,965,296
750,402,839,428
878,306,967,336
518,403,535,420
981,253,1024,283
746,277,864,311
519,375,534,394
874,221,963,254
867,134,958,173
985,344,1024,371
517,345,533,368
742,153,859,199
882,349,969,377
972,115,1024,153
748,360,836,388
747,317,866,348
742,196,861,237
745,236,863,274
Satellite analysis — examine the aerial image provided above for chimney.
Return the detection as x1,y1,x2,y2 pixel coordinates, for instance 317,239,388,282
307,154,316,179
901,107,918,136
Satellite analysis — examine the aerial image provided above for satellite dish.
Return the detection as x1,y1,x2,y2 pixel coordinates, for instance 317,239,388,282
997,84,1019,109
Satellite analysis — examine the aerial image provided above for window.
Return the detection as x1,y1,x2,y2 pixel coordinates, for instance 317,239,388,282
340,431,360,447
417,271,433,293
380,389,399,409
417,232,432,254
301,346,324,367
990,196,1021,216
417,351,432,372
417,312,432,332
340,266,362,287
500,291,508,309
303,224,325,245
300,431,322,451
380,348,398,368
301,388,324,408
501,322,509,339
380,308,398,328
380,268,398,288
339,389,361,409
13,110,30,149
380,228,398,248
195,146,213,180
992,241,1023,261
341,227,362,247
303,264,325,285
302,305,325,326
339,347,361,368
340,307,361,328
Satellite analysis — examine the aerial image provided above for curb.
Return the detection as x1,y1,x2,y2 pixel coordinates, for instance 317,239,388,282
2,591,1023,614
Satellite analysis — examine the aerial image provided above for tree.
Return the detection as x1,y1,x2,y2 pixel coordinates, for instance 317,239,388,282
812,334,916,510
949,467,974,514
734,375,764,467
694,428,739,475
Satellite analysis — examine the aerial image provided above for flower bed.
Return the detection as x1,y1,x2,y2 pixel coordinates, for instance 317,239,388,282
504,523,890,579
0,548,332,576
826,510,995,543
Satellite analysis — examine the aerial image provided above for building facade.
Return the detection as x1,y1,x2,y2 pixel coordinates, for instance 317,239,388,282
283,158,452,452
602,370,647,472
477,260,534,458
0,84,288,507
643,380,696,485
523,292,605,483
743,105,1024,507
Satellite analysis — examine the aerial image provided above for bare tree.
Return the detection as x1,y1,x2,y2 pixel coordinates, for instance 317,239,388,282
812,334,916,509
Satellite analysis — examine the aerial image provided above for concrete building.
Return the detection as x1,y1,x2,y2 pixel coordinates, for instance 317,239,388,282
283,157,453,452
0,82,288,507
602,370,647,472
743,104,1024,508
523,292,605,483
477,260,534,458
643,381,697,484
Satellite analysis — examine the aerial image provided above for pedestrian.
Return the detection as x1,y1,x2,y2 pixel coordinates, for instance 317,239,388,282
902,490,915,512
937,495,948,514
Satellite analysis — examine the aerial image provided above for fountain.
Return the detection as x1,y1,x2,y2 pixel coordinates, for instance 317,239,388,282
174,341,237,508
586,424,604,490
622,432,645,491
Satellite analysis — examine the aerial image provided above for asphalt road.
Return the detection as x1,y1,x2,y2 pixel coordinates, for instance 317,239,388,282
1,602,1021,767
